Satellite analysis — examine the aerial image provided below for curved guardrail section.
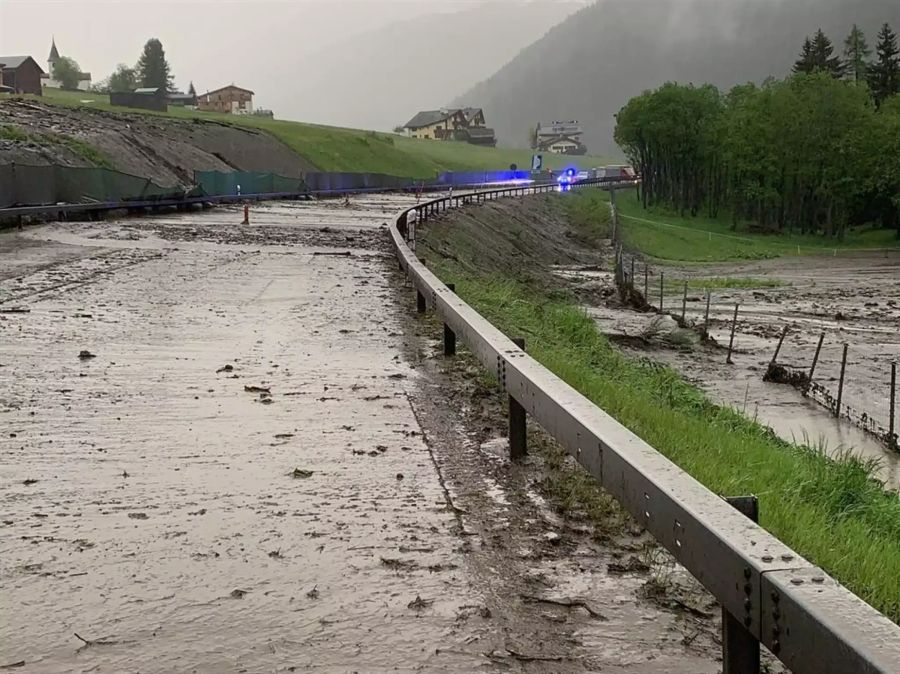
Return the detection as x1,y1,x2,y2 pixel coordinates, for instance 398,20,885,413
389,178,900,674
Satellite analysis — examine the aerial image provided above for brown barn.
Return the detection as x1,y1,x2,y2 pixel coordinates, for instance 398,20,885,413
196,85,254,115
0,56,45,96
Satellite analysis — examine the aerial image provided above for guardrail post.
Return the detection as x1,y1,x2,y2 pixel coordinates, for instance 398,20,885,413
416,290,426,314
443,284,457,356
509,337,527,461
724,495,761,674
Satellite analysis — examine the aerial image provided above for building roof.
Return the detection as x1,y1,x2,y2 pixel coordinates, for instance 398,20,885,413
404,109,462,129
538,121,583,137
203,84,255,97
49,39,60,62
134,87,162,94
0,56,45,73
167,92,196,100
456,107,484,123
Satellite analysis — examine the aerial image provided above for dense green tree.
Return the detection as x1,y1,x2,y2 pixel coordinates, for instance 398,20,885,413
868,23,900,107
843,24,871,84
108,64,137,92
52,56,82,90
614,72,894,239
136,38,174,91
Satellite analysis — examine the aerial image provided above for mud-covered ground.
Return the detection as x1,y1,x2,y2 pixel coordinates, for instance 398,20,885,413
0,99,316,187
586,253,900,489
0,197,722,672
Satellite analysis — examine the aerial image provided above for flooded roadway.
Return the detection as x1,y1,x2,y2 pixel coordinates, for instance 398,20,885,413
1,198,720,673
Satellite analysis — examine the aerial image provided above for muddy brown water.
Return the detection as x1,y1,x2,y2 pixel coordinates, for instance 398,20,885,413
568,252,900,490
1,198,721,672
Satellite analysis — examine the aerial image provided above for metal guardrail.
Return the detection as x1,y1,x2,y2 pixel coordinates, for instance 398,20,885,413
390,178,900,674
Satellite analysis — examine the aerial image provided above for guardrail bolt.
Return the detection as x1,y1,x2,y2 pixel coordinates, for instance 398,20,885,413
443,284,457,356
509,338,527,461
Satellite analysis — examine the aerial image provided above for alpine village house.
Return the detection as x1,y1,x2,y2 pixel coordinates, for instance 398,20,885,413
402,108,496,147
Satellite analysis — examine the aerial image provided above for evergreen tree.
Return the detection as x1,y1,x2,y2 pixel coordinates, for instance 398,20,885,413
843,24,871,84
793,37,816,74
868,23,900,107
188,81,196,97
136,38,174,91
811,29,845,78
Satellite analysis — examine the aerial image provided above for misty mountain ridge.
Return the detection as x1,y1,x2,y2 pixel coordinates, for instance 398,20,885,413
451,0,900,155
277,1,585,133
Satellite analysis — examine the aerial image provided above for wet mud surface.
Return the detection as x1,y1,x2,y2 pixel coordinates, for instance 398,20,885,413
585,253,900,489
1,197,721,672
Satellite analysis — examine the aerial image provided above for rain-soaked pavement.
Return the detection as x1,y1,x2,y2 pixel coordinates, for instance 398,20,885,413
1,198,721,672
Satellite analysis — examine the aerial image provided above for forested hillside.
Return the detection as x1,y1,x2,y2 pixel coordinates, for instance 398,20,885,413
452,0,900,154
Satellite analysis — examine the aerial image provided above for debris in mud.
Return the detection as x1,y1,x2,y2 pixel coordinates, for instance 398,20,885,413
0,660,26,669
22,479,38,486
380,557,418,571
396,473,404,480
128,513,148,520
520,594,607,620
122,470,129,478
229,589,249,599
388,373,407,380
642,315,698,349
608,556,651,574
0,308,30,314
216,364,234,373
74,632,119,650
268,549,283,559
375,445,388,453
306,585,319,599
290,468,314,479
763,362,810,388
73,313,93,318
407,595,434,611
274,433,294,439
78,350,97,360
312,251,352,257
543,532,561,546
244,385,271,394
427,563,458,573
488,649,566,663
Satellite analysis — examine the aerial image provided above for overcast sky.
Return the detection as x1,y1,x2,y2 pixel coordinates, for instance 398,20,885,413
0,1,586,120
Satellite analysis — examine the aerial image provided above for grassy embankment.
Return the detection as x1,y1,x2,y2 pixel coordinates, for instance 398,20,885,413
422,195,900,623
572,189,900,263
18,89,615,177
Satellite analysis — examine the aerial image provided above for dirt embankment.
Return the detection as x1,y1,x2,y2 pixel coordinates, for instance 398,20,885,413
0,99,317,187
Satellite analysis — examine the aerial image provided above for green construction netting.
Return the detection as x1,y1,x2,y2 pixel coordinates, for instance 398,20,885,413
194,171,307,197
0,164,190,208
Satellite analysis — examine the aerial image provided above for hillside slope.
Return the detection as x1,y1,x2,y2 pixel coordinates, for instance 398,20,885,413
284,1,584,137
453,0,900,154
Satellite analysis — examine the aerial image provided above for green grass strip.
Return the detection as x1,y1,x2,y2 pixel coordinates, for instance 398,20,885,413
430,262,900,622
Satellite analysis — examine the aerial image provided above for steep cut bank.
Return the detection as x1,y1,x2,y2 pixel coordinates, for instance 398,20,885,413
416,193,900,623
453,0,900,154
0,99,317,188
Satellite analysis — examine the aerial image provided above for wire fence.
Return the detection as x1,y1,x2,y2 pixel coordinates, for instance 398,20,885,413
608,199,899,453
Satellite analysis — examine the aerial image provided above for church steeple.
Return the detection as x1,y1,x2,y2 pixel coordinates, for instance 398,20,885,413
49,37,60,63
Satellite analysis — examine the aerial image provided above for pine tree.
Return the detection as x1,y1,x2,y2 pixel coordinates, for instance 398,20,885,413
793,37,816,74
136,38,174,92
811,29,845,78
843,24,871,84
868,23,900,107
188,81,196,97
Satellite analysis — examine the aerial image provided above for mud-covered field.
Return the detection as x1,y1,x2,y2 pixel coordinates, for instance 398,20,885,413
1,197,722,672
590,253,900,488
